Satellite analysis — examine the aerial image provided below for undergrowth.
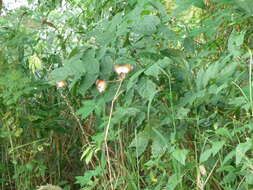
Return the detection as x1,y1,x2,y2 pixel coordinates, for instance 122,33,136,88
1,0,253,190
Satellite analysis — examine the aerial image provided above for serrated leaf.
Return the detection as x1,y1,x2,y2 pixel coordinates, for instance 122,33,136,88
50,55,86,83
82,49,99,75
100,55,113,78
200,141,225,163
133,15,160,35
172,149,189,165
79,74,98,95
113,107,140,124
236,140,252,165
127,69,145,91
137,78,157,100
222,151,235,166
211,140,225,156
151,128,169,157
228,30,246,57
145,63,160,78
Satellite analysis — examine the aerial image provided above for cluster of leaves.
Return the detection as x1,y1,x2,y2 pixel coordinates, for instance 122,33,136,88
1,0,253,190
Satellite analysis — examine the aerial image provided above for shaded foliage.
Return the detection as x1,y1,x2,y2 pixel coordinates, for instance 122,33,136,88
1,0,253,190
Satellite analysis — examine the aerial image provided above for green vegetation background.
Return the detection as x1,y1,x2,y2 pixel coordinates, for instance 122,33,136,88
1,0,253,189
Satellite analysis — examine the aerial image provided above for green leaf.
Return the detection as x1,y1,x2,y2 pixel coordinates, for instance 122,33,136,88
129,131,150,157
236,140,252,165
137,78,157,100
228,30,246,57
75,167,103,187
166,174,181,190
211,140,225,156
173,0,205,15
133,15,160,35
127,69,145,91
50,55,86,83
28,55,43,73
222,151,235,165
172,149,189,165
82,49,99,75
200,141,225,163
236,0,253,14
183,37,195,54
200,149,213,163
151,128,169,157
79,74,98,95
76,100,96,119
145,63,160,78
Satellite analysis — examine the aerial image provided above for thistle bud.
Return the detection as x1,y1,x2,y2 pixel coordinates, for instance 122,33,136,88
56,80,67,88
114,64,133,79
96,79,107,93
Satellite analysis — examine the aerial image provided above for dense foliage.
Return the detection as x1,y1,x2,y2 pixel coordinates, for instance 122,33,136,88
1,0,253,189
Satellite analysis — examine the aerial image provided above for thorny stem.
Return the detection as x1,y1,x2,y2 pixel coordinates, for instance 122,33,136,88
104,78,123,190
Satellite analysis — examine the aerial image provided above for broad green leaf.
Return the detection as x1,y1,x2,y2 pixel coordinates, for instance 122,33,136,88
85,150,94,165
216,128,232,139
50,55,86,83
75,167,103,187
211,140,225,156
236,0,253,14
133,15,160,35
246,173,253,185
228,30,246,57
200,149,213,163
129,131,150,157
183,37,195,54
76,100,96,119
151,128,169,157
172,149,189,165
100,55,113,78
113,107,140,124
127,69,145,91
166,174,181,190
82,49,99,75
202,63,220,88
96,31,116,46
137,78,157,100
222,151,235,166
200,141,225,163
145,63,160,78
173,0,205,15
79,74,98,95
